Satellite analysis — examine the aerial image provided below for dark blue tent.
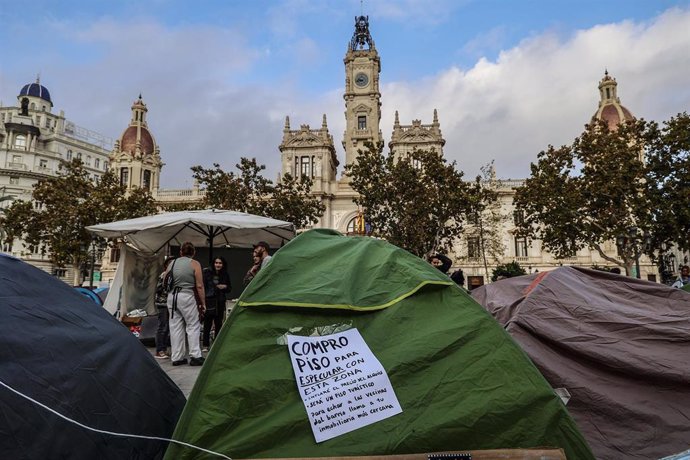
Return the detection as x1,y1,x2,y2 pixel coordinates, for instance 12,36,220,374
0,253,185,459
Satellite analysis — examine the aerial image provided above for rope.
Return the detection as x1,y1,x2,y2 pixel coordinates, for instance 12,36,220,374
0,378,231,459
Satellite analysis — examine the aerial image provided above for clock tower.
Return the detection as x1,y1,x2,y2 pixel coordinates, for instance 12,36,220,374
343,15,382,168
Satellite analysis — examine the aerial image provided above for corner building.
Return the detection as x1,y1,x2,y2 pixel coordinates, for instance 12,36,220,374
0,78,113,281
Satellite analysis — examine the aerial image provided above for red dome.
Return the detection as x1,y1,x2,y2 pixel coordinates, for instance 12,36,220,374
595,103,634,130
120,126,154,155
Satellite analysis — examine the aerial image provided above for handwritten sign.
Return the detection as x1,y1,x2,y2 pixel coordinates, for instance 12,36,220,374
287,328,402,442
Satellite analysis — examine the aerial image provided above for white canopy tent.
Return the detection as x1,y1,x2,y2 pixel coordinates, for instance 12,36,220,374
86,209,296,255
86,209,296,317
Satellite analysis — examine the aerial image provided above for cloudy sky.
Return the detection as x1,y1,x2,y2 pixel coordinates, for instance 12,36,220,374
1,0,689,188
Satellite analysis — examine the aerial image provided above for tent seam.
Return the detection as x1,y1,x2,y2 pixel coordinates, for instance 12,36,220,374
237,280,454,311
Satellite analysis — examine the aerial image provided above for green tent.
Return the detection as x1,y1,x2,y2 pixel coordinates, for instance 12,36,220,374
166,229,593,459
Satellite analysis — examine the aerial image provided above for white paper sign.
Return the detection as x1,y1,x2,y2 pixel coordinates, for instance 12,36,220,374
287,328,403,442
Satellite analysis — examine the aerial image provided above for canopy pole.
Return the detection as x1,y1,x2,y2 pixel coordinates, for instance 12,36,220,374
208,226,214,266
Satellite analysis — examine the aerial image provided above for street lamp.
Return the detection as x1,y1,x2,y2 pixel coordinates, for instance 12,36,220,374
80,238,103,289
616,227,651,279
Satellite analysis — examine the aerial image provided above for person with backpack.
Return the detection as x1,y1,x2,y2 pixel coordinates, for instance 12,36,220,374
154,257,175,359
202,257,231,351
166,242,206,366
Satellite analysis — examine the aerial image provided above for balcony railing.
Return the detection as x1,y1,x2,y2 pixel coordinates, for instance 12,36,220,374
6,162,27,170
154,188,206,201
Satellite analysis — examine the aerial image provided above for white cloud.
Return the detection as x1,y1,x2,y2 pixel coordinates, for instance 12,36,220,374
381,7,690,179
3,7,688,189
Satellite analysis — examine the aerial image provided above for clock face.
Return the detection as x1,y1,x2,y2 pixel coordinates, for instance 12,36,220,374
355,72,369,87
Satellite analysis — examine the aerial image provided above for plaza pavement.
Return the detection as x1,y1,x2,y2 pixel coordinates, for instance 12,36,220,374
148,346,204,398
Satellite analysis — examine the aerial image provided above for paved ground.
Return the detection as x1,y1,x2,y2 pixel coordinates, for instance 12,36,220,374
147,346,204,398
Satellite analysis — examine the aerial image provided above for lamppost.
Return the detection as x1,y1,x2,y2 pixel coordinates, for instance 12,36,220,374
616,227,651,279
81,238,103,289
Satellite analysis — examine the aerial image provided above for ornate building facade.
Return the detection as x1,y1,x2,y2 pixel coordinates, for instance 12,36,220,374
1,19,666,287
0,78,113,281
279,16,658,287
279,16,446,234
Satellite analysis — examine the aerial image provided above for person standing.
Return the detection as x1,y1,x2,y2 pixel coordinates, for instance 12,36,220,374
202,257,231,352
154,257,175,359
429,253,452,275
242,253,262,287
167,242,206,366
253,241,273,269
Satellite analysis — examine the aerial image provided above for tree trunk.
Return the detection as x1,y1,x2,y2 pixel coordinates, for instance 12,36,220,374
72,263,81,286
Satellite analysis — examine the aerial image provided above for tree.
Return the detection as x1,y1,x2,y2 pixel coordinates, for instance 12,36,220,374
2,160,157,284
160,201,205,212
645,112,690,252
191,157,325,228
463,162,507,280
491,261,527,282
345,142,484,258
514,118,653,275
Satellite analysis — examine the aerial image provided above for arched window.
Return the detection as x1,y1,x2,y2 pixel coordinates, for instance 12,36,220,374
30,102,36,110
346,216,357,234
514,236,529,258
120,168,129,186
143,170,152,190
346,214,366,234
14,135,26,149
300,156,310,177
66,150,72,160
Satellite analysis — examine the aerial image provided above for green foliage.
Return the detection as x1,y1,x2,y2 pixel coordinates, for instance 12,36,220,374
191,158,325,229
491,261,527,281
345,142,488,258
2,160,157,270
645,112,690,252
160,201,205,212
514,118,653,273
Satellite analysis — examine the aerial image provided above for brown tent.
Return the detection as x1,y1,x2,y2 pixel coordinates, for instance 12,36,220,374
472,267,690,460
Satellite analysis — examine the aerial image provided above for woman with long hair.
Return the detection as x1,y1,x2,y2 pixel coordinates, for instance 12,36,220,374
202,256,231,351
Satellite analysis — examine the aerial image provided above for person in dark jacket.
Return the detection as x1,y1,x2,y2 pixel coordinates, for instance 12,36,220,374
154,257,175,359
202,256,231,351
429,253,452,274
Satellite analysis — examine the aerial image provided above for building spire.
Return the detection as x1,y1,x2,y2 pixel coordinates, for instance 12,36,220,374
394,110,400,127
349,15,375,50
598,69,618,104
322,113,328,129
433,109,439,125
284,115,291,131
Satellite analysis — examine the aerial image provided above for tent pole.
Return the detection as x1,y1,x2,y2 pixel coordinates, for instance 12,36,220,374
208,226,214,266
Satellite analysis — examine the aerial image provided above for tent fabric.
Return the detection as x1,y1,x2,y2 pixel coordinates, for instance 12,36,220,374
471,267,690,460
86,208,295,254
239,229,455,310
166,229,593,460
0,253,186,459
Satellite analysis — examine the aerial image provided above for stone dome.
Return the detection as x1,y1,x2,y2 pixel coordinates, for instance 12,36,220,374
119,125,155,156
597,104,634,130
19,79,53,106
